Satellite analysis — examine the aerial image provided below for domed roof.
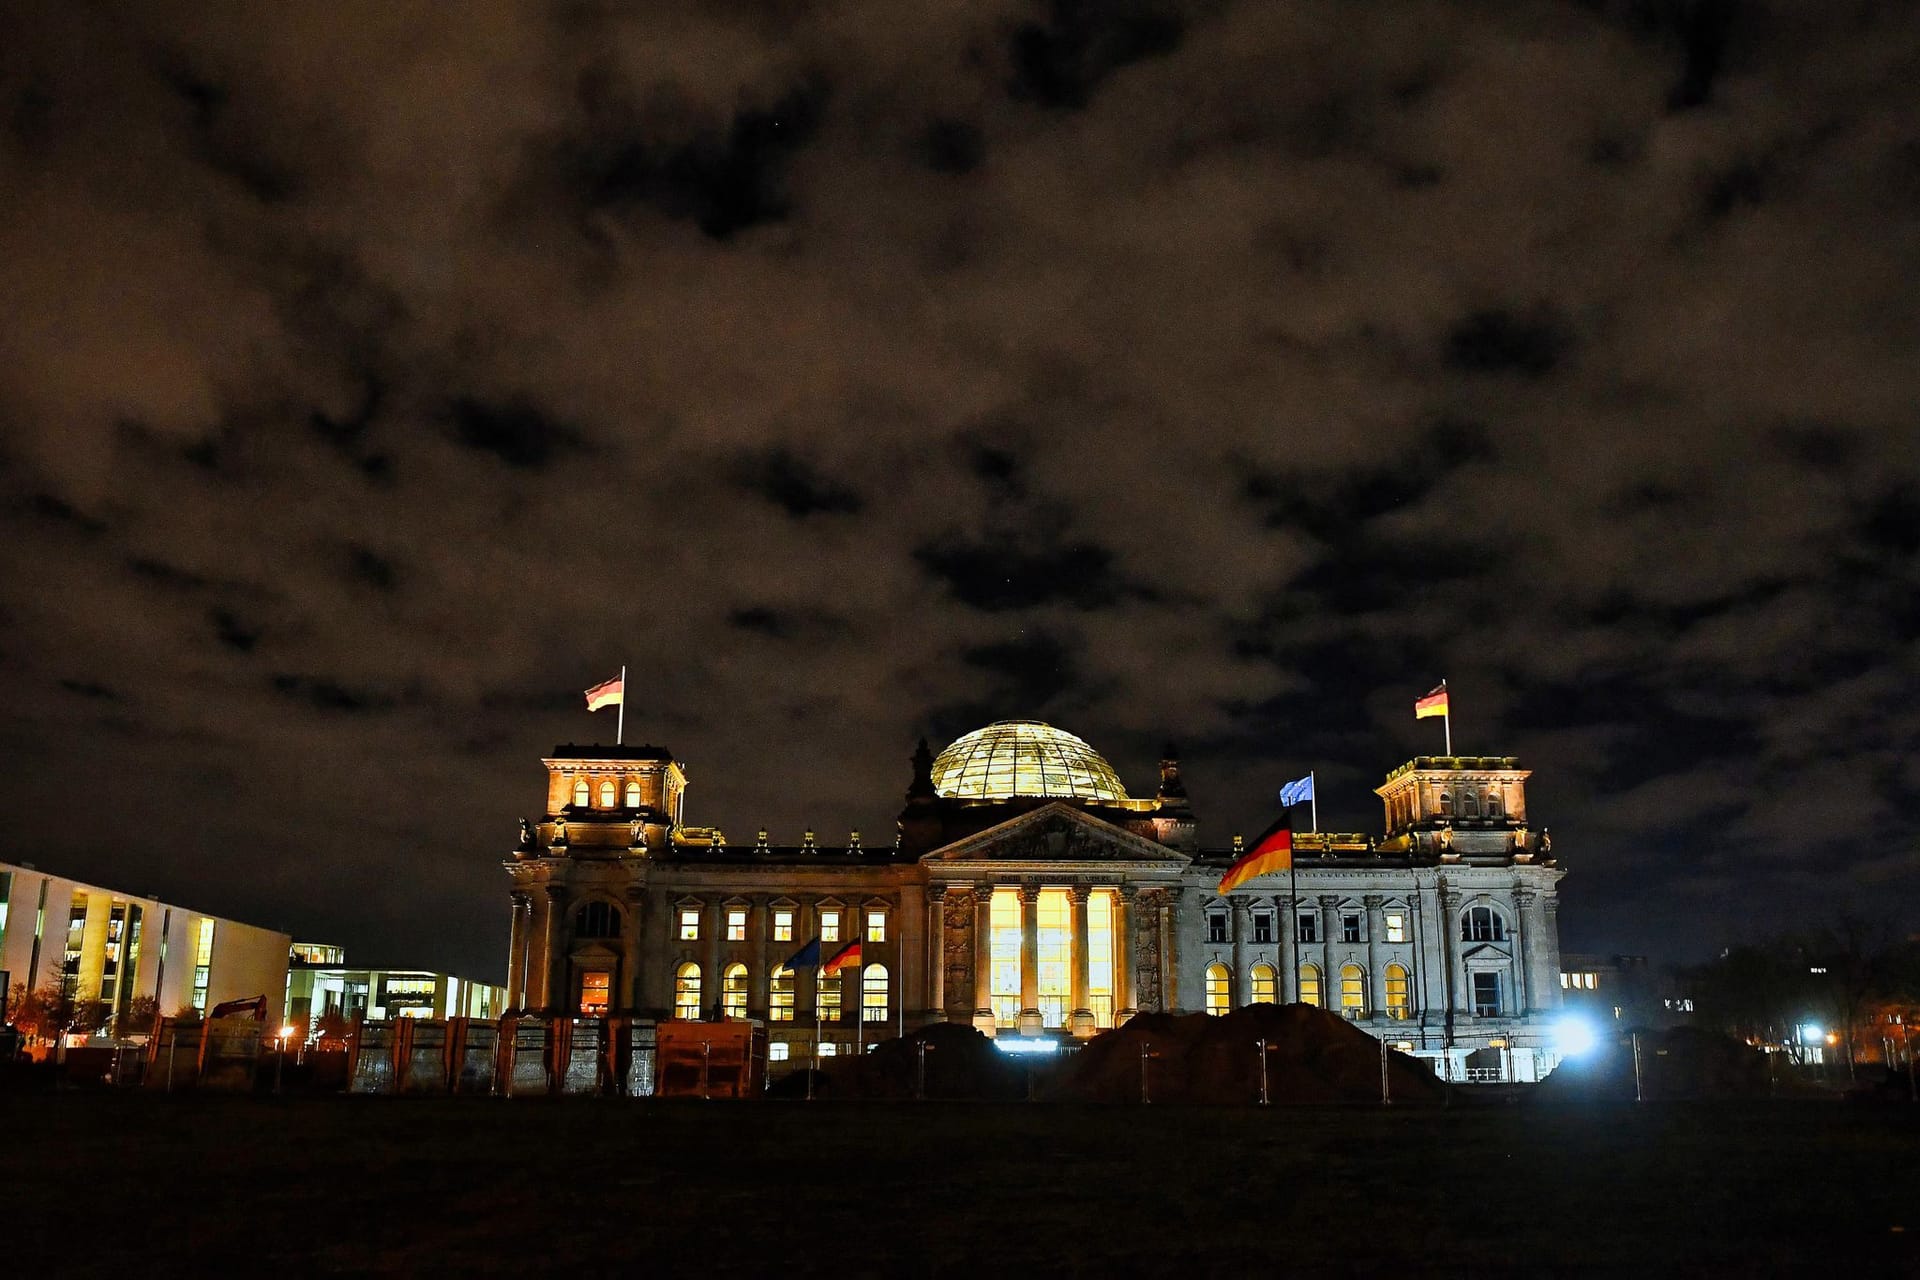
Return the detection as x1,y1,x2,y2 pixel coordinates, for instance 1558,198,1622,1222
929,720,1129,803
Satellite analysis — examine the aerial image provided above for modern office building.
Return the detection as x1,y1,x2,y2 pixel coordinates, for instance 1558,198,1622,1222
284,943,505,1030
0,860,290,1034
502,718,1571,1081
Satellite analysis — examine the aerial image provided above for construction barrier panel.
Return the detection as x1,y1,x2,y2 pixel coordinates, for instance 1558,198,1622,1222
349,1019,397,1095
451,1018,498,1095
399,1019,450,1095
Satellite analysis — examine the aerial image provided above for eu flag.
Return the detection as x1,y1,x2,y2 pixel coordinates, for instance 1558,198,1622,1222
1278,774,1314,808
782,937,822,970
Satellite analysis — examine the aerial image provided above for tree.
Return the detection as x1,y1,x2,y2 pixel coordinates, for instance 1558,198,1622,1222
120,994,159,1037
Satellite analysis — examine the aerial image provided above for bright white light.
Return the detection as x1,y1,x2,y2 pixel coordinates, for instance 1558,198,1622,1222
1799,1023,1822,1043
995,1037,1060,1055
1555,1016,1599,1057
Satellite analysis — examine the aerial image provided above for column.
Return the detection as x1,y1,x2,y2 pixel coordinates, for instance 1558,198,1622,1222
1319,895,1339,1015
1364,894,1384,1021
972,887,994,1033
900,881,925,1031
541,885,567,1014
1115,886,1135,1019
1069,887,1092,1037
1277,892,1296,1002
1018,883,1040,1034
621,886,647,1012
1510,887,1533,1016
704,896,722,1020
1230,897,1248,1007
1158,891,1177,1012
506,892,530,1008
927,885,946,1018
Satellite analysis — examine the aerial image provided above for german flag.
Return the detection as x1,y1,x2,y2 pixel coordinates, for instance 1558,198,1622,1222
1414,682,1449,719
1217,817,1293,894
822,940,863,975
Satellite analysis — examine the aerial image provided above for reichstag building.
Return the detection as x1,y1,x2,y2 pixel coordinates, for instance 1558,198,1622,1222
503,720,1567,1081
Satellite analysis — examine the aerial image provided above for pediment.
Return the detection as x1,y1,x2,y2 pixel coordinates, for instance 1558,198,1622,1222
1460,941,1514,965
920,802,1189,867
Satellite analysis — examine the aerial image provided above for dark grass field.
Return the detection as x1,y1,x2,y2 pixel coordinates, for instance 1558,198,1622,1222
4,1094,1916,1276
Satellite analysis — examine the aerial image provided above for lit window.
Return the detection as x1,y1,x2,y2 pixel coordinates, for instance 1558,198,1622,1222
1472,972,1501,1017
770,967,795,1022
990,889,1020,1028
774,910,794,942
818,973,842,1022
679,908,700,941
1461,906,1506,942
862,964,889,1022
1252,914,1274,944
674,963,701,1020
573,778,589,807
820,910,840,943
769,1042,790,1062
1385,912,1406,943
579,971,610,1016
624,780,641,807
1560,972,1571,989
1297,912,1319,944
1341,913,1362,943
818,1042,838,1057
727,909,747,942
1087,889,1115,1029
1339,963,1367,1018
1250,963,1277,1004
1207,912,1228,943
1299,964,1321,1007
722,963,748,1018
191,918,215,1012
1584,973,1597,990
598,780,616,807
866,909,886,942
1204,963,1231,1015
1385,964,1410,1020
1037,890,1070,1028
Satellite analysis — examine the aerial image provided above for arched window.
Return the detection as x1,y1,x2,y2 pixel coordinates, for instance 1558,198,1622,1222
572,778,589,807
1486,792,1502,819
1250,962,1277,1005
722,963,748,1019
624,780,641,807
1461,790,1479,818
1340,964,1367,1018
1385,963,1410,1020
1299,964,1322,1007
769,966,795,1022
598,780,616,807
862,964,889,1023
1204,963,1231,1015
1437,791,1452,817
673,963,701,1020
1462,906,1507,942
574,900,622,939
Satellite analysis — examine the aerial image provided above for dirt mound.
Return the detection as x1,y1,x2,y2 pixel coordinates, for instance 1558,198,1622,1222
1535,1026,1770,1101
766,1022,1026,1100
1050,1004,1443,1105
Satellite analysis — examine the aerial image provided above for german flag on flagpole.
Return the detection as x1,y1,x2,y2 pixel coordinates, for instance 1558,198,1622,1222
1217,815,1293,894
1414,682,1449,719
822,940,862,976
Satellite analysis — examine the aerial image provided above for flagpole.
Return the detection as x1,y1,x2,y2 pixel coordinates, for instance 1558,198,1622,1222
1442,678,1451,756
616,665,626,746
1309,770,1318,834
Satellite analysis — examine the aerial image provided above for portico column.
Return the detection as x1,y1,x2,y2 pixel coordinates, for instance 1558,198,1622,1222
541,885,568,1014
1018,883,1041,1034
1069,887,1093,1037
927,885,946,1017
1115,886,1136,1020
506,892,530,1008
1278,893,1296,1002
973,887,994,1031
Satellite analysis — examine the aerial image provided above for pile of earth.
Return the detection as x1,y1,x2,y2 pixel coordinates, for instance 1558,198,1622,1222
764,1021,1026,1100
1534,1026,1771,1101
1048,1003,1443,1105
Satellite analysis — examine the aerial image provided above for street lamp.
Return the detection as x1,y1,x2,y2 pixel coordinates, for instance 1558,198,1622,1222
915,1040,937,1101
1139,1042,1159,1105
1256,1037,1275,1105
274,1024,296,1095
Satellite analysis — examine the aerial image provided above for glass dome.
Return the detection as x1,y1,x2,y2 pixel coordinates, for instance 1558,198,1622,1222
929,720,1129,803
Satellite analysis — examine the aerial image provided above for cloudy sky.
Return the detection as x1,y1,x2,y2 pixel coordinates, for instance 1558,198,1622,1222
2,0,1915,976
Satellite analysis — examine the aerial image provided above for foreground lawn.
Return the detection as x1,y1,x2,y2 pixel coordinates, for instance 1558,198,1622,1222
4,1095,1915,1275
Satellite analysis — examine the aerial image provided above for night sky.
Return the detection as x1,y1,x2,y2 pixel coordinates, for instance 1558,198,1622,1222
3,2,1916,979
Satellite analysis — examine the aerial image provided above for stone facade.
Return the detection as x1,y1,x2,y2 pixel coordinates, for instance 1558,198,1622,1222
503,723,1568,1081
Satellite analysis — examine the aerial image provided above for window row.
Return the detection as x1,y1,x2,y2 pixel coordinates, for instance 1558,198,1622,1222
572,778,648,808
1201,961,1420,1020
1560,970,1597,990
676,906,886,943
670,962,889,1023
1210,907,1411,945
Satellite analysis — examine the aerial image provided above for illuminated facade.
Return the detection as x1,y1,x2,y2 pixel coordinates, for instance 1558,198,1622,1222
0,860,291,1035
283,943,505,1031
503,721,1569,1081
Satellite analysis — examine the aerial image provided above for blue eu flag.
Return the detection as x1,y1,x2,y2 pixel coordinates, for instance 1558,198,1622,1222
1278,774,1314,808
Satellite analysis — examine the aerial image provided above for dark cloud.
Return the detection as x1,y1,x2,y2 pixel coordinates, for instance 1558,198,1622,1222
0,0,1916,973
